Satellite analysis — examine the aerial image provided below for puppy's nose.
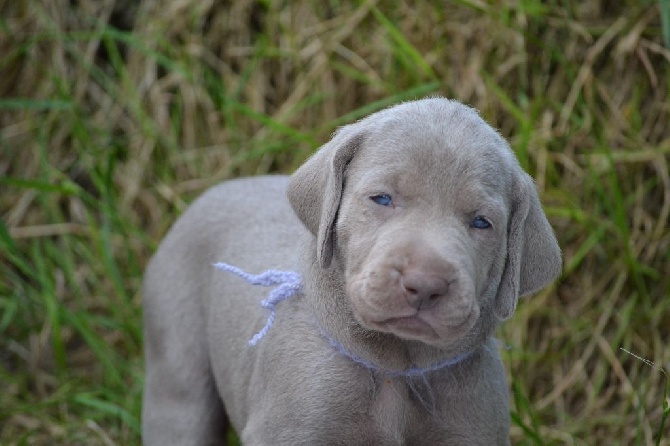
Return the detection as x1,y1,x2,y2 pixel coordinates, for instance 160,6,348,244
402,270,451,311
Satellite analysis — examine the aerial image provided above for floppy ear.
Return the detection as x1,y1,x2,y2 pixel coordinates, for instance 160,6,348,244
287,125,363,268
494,172,562,320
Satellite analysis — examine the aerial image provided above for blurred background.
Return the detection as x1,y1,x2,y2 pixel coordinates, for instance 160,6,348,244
1,0,669,444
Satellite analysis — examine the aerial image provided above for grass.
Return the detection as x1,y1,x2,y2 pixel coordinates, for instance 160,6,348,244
1,0,669,444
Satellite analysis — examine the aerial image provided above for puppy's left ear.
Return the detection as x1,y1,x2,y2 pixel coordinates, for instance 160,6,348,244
494,172,562,320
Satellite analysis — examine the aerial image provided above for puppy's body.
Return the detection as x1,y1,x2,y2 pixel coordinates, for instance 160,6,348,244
143,99,561,445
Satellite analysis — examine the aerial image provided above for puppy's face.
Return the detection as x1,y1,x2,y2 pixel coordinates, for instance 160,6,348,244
335,120,515,348
288,98,561,350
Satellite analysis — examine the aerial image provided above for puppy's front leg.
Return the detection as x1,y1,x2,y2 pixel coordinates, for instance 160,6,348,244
142,245,228,445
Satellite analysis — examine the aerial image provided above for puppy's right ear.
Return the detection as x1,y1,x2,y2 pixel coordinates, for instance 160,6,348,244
494,172,562,320
287,125,363,268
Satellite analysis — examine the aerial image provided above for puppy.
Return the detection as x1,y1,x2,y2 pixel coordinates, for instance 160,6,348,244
142,98,561,445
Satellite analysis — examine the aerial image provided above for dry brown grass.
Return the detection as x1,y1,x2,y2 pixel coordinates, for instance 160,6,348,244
1,0,669,444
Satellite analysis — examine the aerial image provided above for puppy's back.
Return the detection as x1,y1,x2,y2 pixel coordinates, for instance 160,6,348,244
142,175,304,444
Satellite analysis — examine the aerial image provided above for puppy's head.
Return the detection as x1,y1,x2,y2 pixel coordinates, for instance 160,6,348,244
288,98,561,349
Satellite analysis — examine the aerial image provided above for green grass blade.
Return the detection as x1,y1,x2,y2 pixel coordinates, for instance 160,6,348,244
369,6,435,79
324,81,440,129
0,220,34,280
510,382,544,445
74,393,141,433
482,73,532,169
0,98,72,110
0,176,79,195
563,224,607,276
661,0,670,49
31,241,68,375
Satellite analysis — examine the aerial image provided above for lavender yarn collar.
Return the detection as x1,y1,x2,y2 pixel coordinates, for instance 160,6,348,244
213,262,472,376
320,330,472,378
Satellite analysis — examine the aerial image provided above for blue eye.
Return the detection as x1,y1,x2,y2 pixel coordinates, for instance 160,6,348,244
370,194,393,207
471,216,491,229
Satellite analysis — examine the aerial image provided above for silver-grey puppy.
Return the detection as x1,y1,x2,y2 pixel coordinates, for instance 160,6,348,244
142,98,562,445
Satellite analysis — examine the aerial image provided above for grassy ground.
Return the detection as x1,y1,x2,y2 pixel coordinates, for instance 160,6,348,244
1,0,669,444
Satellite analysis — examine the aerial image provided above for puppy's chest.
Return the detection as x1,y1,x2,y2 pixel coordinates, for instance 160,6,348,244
368,375,441,444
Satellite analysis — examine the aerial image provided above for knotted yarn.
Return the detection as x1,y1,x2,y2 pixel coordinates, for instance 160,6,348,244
213,262,302,346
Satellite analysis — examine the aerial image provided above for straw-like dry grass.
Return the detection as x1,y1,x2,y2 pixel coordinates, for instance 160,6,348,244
1,0,669,444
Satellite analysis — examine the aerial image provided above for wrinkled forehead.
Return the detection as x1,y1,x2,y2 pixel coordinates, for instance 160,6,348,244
348,109,518,201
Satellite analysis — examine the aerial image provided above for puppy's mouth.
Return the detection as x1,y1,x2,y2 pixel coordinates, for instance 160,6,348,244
362,302,479,345
378,315,435,336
